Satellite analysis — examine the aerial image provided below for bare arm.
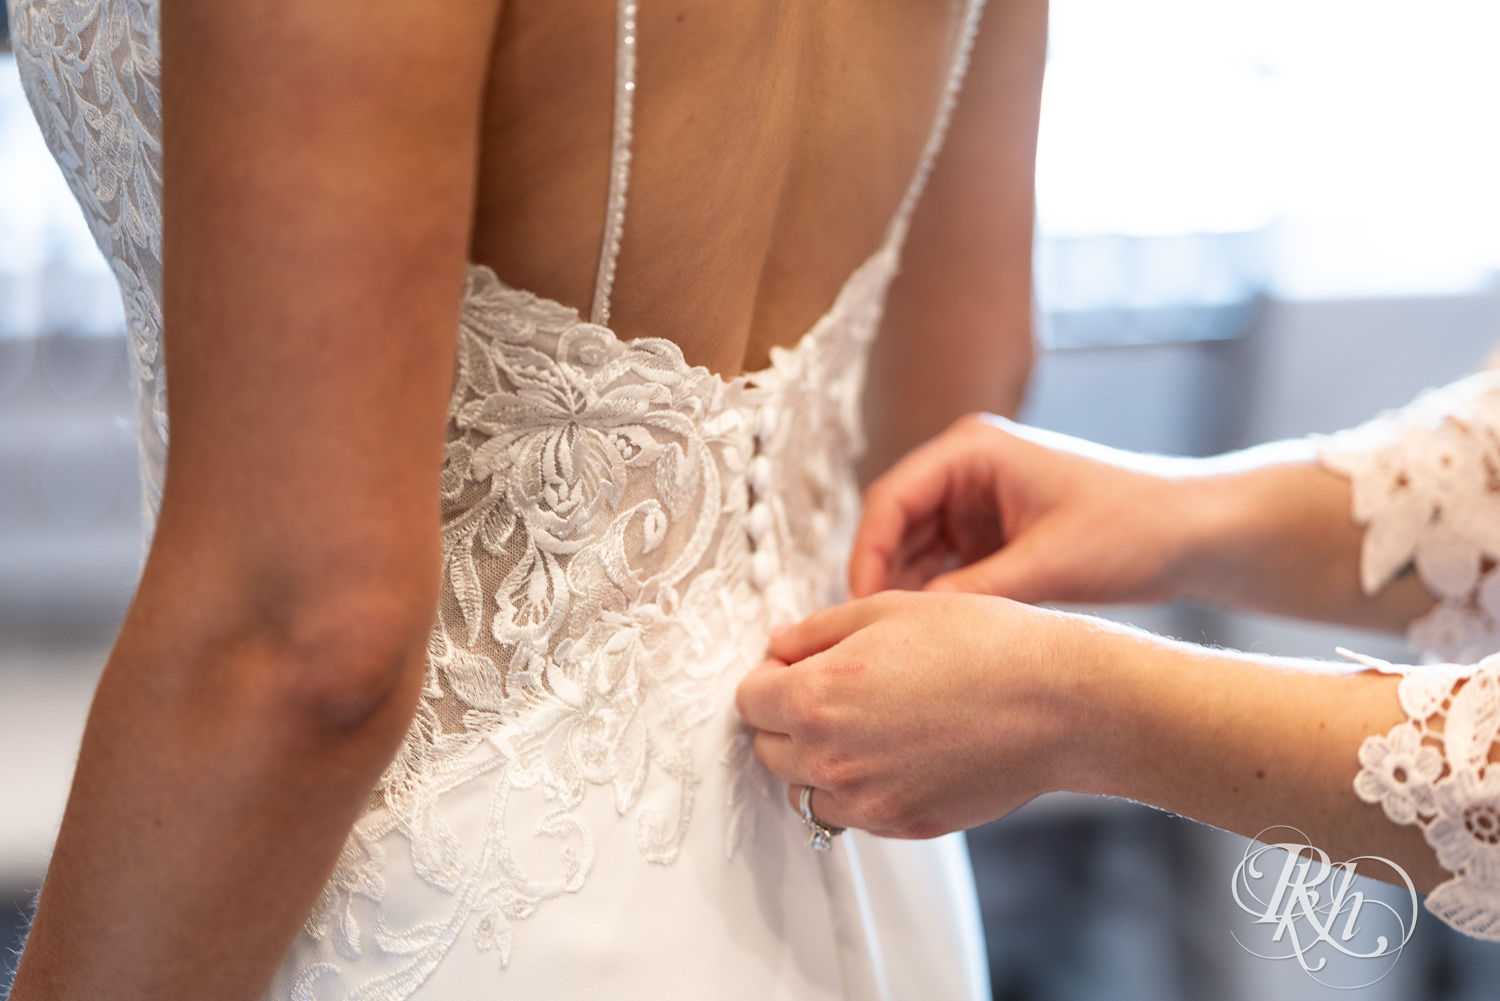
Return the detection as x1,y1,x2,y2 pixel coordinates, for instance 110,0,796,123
1171,446,1436,628
9,2,500,998
860,0,1046,483
1083,621,1445,891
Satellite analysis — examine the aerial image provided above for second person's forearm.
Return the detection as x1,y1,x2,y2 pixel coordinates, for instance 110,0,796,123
1067,625,1446,891
1167,448,1434,630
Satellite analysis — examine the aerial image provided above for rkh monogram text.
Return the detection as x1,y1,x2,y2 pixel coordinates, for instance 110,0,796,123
1230,827,1417,990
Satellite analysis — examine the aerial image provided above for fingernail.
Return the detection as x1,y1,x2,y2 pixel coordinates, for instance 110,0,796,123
770,624,790,640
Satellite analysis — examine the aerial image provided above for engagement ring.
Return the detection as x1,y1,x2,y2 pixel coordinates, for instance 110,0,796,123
799,785,845,852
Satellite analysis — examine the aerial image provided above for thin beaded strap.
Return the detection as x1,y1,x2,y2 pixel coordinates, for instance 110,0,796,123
590,0,639,327
590,0,980,324
884,0,987,246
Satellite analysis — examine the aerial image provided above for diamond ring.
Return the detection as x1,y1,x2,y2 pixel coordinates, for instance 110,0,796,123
799,785,845,852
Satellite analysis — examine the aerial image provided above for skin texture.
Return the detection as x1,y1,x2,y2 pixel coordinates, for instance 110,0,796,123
858,0,1046,481
851,414,1435,625
469,0,1043,390
10,3,501,998
9,3,1043,998
735,413,1451,891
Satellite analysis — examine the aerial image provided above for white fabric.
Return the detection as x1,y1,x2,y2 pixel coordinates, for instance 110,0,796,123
1341,649,1500,941
1322,373,1500,941
1323,372,1500,665
9,0,991,997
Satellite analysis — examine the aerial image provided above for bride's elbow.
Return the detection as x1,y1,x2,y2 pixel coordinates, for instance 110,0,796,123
127,533,440,739
263,585,435,733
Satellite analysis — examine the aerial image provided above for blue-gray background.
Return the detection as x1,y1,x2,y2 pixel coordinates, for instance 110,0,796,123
7,2,1500,997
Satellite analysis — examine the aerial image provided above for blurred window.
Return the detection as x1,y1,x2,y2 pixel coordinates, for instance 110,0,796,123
0,52,139,630
1039,0,1500,315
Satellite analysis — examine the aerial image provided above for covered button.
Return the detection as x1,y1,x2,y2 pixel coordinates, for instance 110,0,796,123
748,455,773,497
751,548,777,590
747,501,773,543
755,405,778,446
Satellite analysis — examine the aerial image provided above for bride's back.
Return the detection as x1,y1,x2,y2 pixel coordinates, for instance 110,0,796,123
4,1,1023,997
472,0,964,376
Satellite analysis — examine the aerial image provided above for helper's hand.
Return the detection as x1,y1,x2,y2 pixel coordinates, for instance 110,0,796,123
736,590,1446,895
850,413,1196,603
736,590,1093,839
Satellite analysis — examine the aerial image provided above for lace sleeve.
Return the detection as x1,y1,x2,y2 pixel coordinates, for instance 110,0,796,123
1322,372,1500,938
1320,371,1500,665
1349,652,1500,940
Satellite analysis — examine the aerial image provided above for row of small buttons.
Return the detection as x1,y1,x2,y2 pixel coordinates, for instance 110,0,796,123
748,404,777,589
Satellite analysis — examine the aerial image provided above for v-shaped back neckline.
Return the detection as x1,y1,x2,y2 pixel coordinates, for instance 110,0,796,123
467,235,902,392
576,0,987,377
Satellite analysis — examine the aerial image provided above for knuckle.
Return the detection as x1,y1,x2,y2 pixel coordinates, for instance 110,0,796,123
805,758,841,792
786,665,847,738
807,752,859,793
751,726,778,761
784,689,832,741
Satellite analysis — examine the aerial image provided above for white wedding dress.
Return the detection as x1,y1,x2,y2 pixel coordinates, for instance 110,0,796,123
10,0,991,997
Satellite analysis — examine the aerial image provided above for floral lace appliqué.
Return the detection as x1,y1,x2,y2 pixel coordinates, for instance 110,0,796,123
294,268,777,988
1328,372,1500,939
281,245,883,995
8,0,963,990
10,0,171,520
1322,372,1500,664
1350,652,1500,939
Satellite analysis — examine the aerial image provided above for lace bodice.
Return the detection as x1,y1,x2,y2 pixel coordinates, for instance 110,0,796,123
9,0,168,519
10,0,989,996
294,249,896,995
1322,371,1500,941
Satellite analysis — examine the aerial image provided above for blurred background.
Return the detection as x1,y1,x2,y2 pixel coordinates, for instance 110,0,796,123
4,0,1500,997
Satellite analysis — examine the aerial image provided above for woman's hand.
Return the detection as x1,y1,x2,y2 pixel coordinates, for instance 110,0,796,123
736,588,1448,892
850,413,1433,630
735,590,1096,838
851,413,1201,603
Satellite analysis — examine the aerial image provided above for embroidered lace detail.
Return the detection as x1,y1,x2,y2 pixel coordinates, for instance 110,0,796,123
1348,651,1500,939
1328,372,1500,940
1321,372,1500,664
290,257,885,993
9,0,170,525
11,0,983,992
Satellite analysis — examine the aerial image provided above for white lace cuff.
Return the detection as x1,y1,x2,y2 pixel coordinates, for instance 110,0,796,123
1349,651,1500,939
1325,372,1500,938
1320,371,1500,664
